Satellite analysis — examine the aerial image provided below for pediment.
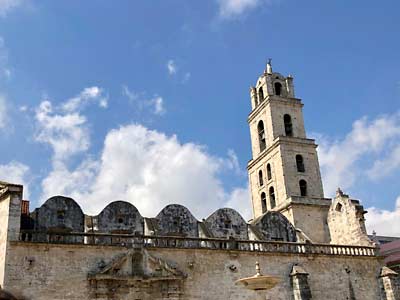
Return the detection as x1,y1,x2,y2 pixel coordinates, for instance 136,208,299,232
88,249,186,282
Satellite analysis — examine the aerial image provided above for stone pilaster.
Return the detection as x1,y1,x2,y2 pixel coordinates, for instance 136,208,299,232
380,267,400,300
290,265,312,300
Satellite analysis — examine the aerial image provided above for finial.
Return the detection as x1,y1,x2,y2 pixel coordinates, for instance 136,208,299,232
336,187,349,198
336,187,343,197
266,58,273,74
255,261,262,277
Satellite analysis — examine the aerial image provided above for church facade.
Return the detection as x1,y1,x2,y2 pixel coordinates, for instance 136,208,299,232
0,63,398,299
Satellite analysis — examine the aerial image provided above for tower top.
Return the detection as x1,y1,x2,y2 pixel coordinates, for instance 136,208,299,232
249,61,296,111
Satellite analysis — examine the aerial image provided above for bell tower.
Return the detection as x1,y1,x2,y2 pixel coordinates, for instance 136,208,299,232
247,60,331,243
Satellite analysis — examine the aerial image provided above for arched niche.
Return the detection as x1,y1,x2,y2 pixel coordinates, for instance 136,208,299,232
155,204,198,237
251,211,296,242
97,201,144,235
34,196,84,233
205,208,248,240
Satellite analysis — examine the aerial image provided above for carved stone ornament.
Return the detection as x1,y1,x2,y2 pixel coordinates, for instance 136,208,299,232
88,249,186,299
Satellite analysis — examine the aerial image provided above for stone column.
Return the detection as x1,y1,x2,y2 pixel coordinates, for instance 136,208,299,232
290,265,312,300
380,267,400,300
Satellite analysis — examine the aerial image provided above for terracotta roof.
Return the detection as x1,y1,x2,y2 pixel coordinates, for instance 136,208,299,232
380,240,400,265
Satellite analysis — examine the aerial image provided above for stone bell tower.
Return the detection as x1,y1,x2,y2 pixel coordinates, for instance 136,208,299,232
247,60,331,243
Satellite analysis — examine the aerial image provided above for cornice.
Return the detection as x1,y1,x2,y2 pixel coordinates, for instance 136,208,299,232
275,196,332,212
247,136,318,170
248,96,303,123
0,182,23,200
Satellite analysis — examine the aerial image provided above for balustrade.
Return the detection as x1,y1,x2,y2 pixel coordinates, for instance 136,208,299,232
18,230,378,257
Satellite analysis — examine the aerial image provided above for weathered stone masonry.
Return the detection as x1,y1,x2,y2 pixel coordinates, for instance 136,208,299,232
0,62,399,299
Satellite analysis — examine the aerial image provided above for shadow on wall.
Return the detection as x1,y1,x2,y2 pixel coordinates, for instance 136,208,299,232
0,289,23,300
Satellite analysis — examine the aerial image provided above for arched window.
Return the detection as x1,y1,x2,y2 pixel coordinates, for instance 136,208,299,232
335,203,343,212
258,170,264,186
267,163,272,180
269,187,276,209
299,180,307,197
274,82,282,96
296,155,305,172
258,121,266,152
284,114,293,136
261,192,267,213
254,96,259,107
258,87,264,102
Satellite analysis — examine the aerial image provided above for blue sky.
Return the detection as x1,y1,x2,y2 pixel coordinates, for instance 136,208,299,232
0,0,399,235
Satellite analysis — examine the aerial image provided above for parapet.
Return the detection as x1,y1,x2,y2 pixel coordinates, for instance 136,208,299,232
19,196,305,244
154,204,199,237
31,196,84,233
96,201,144,235
250,211,297,242
30,196,85,243
204,208,248,240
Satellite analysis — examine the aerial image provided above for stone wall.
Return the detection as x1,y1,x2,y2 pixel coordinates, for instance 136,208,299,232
20,196,305,244
31,196,84,233
248,146,285,217
279,140,324,199
204,208,248,240
96,201,144,235
280,200,331,244
0,190,10,287
250,211,297,242
3,242,384,300
0,182,23,288
327,189,373,246
154,204,199,237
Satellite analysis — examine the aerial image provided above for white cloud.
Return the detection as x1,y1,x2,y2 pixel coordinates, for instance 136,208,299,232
224,185,252,220
40,159,99,202
167,59,177,75
317,113,400,196
0,0,23,16
122,85,138,103
40,123,248,219
0,161,30,198
366,196,400,236
99,98,108,108
225,149,242,175
3,68,10,79
367,145,400,180
217,0,268,19
0,36,10,80
148,96,165,115
166,60,191,83
35,87,108,162
182,72,191,83
0,95,7,128
122,86,166,116
62,86,106,112
34,88,111,205
35,100,90,161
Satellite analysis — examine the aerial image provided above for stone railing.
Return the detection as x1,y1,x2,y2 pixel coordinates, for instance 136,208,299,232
18,231,379,257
